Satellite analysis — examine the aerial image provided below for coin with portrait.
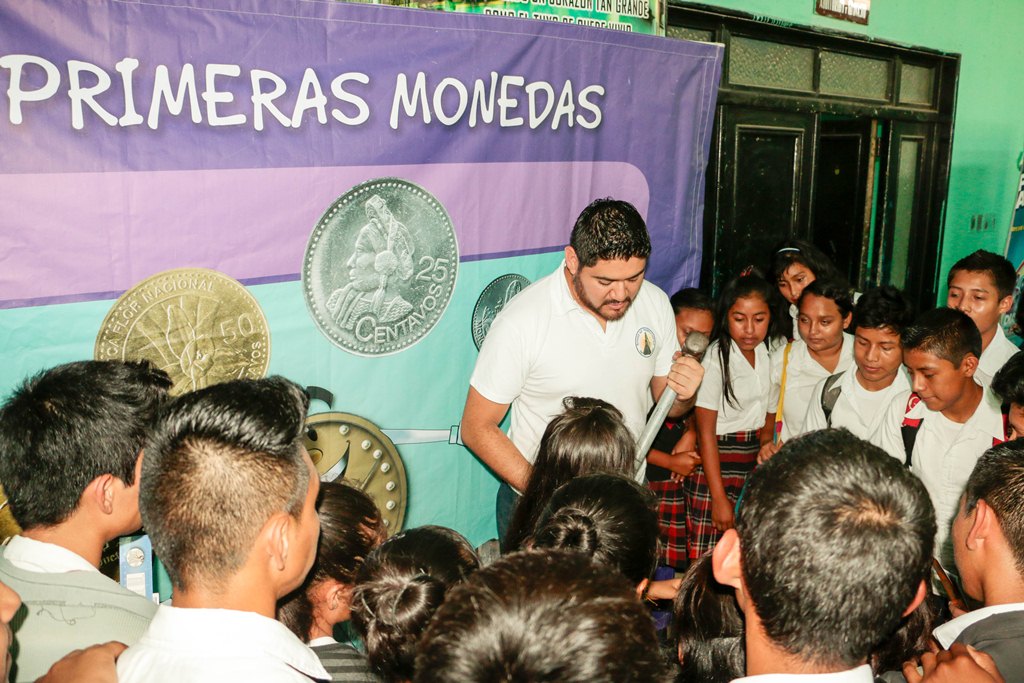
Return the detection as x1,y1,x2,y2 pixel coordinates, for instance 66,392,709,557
303,178,459,356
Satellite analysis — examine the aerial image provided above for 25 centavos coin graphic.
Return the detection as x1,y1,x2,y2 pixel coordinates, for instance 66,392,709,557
472,274,531,350
94,268,270,394
303,178,459,356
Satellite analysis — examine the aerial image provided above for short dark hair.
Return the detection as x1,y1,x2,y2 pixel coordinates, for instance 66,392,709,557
569,198,651,268
851,286,915,335
673,555,744,683
141,376,310,591
278,481,384,641
671,287,714,315
901,308,982,366
963,440,1024,575
531,473,659,586
992,351,1024,406
414,549,674,683
948,249,1017,300
736,429,935,669
798,278,855,319
350,525,480,682
0,360,171,530
503,397,634,552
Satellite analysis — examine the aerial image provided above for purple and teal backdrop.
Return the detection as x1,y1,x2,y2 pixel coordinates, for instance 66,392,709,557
0,0,722,545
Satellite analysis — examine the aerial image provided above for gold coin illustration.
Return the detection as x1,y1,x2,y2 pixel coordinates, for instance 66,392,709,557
94,268,270,394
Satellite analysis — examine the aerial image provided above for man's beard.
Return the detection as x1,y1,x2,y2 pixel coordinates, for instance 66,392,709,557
572,271,633,321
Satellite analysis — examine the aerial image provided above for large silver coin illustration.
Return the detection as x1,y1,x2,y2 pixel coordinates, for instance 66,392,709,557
303,178,459,356
471,274,531,350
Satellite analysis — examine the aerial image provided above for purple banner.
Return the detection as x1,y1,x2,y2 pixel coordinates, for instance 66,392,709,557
0,0,721,308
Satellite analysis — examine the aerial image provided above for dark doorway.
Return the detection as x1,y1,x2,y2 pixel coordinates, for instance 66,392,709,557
810,117,874,287
673,4,959,311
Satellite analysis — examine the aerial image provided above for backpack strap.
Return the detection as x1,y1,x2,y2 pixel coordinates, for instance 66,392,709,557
773,342,792,444
900,393,922,468
820,371,845,428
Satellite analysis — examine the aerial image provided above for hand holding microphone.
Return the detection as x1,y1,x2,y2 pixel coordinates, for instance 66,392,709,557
635,331,708,473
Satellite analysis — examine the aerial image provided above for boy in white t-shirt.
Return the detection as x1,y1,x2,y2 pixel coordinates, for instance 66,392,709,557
946,249,1018,387
873,308,1007,568
803,286,913,439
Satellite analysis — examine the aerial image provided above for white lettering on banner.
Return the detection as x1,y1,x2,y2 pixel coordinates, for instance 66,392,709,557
0,54,606,132
390,71,605,131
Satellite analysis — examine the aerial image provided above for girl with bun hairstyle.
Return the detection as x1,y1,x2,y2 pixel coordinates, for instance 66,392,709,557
350,525,480,682
531,473,674,599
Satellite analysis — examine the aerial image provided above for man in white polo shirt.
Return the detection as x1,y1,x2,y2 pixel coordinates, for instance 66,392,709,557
461,198,704,540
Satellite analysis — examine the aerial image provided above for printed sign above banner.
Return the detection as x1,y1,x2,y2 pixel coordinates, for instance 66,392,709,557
0,0,722,545
815,0,870,25
434,0,664,36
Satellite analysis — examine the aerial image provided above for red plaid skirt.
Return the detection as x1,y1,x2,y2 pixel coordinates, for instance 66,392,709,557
648,478,687,569
683,430,759,561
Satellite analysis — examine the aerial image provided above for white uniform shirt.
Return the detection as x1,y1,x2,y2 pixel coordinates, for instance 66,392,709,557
976,325,1019,387
933,602,1024,648
732,664,873,683
117,605,330,683
3,535,99,574
470,262,677,479
872,385,1005,566
802,368,911,440
696,339,771,435
770,335,855,442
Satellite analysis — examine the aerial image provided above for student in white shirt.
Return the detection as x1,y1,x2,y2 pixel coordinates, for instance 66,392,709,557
689,272,775,560
712,430,934,683
764,279,855,458
803,286,914,439
946,249,1018,387
873,309,1007,569
770,239,847,344
117,377,329,683
992,351,1024,439
934,441,1024,681
0,361,171,682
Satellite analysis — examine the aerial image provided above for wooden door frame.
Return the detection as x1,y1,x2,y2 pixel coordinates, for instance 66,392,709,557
671,2,959,310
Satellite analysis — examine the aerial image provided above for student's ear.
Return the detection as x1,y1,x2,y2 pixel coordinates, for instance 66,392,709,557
902,579,929,617
134,450,145,484
564,246,579,275
998,295,1014,316
712,529,743,590
967,499,994,550
261,511,293,573
960,353,979,378
85,474,117,516
842,311,853,331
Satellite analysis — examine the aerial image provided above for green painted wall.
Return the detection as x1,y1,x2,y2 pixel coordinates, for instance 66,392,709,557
693,0,1024,298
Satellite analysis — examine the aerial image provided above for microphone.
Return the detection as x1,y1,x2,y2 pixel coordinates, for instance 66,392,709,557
634,330,709,476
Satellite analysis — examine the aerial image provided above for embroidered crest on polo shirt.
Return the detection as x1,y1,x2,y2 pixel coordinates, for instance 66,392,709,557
635,327,655,357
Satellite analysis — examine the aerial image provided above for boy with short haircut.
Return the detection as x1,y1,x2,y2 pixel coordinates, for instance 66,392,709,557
947,249,1018,386
116,376,328,683
0,360,171,682
712,429,934,682
935,440,1024,680
874,308,1007,567
803,285,913,439
991,351,1024,439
